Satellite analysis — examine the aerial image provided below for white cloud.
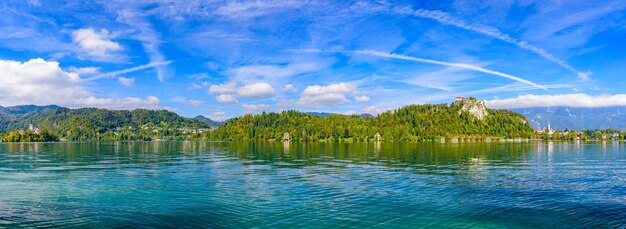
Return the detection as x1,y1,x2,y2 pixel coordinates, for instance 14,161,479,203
242,103,270,113
67,66,100,75
283,84,297,93
298,82,357,106
209,81,238,94
72,28,122,59
299,93,349,106
355,95,370,102
362,105,392,115
486,94,626,109
210,81,277,102
187,99,204,107
237,82,276,98
302,82,357,95
216,94,238,103
189,81,210,90
210,110,227,121
0,58,160,109
118,77,135,87
75,96,161,110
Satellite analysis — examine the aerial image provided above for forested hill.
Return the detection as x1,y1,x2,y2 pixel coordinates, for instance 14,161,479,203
202,98,534,142
193,115,223,127
0,105,217,141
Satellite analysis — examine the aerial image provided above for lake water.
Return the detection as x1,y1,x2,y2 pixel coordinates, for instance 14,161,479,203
1,141,625,228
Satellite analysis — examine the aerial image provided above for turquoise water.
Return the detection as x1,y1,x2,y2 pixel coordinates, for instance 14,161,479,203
1,142,625,228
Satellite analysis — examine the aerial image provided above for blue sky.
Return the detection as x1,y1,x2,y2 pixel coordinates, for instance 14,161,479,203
1,0,626,120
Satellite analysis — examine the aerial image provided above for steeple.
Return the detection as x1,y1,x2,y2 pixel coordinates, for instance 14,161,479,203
547,122,554,135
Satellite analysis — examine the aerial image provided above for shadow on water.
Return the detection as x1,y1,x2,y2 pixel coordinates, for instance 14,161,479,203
0,141,625,228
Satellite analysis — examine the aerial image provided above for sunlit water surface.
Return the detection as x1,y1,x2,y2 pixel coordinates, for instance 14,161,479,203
1,141,625,228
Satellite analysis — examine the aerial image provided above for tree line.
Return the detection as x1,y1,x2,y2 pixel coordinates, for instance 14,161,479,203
198,103,535,142
0,106,211,141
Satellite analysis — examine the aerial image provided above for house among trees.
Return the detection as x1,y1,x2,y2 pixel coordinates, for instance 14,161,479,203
455,96,469,102
29,124,40,134
374,132,381,141
454,96,477,104
283,132,290,141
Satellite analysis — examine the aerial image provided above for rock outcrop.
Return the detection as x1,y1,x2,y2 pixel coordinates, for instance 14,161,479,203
453,97,489,120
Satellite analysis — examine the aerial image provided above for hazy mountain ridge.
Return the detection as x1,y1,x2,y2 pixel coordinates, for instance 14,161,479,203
193,115,223,128
512,106,626,130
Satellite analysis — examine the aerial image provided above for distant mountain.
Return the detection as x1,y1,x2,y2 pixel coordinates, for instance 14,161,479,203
512,106,626,130
193,115,222,128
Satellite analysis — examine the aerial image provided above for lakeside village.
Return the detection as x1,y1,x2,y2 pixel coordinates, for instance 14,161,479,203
1,124,213,142
276,125,626,143
2,123,625,143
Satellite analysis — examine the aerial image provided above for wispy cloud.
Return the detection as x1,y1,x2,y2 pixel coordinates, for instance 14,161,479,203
415,83,575,104
401,67,476,91
242,103,271,113
303,49,547,91
86,61,173,81
117,8,169,81
392,7,591,80
465,83,575,95
118,77,135,87
216,1,308,18
226,62,320,84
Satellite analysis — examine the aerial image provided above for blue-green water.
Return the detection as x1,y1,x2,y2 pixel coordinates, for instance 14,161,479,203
1,142,625,228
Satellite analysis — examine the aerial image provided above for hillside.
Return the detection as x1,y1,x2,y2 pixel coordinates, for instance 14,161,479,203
202,97,534,141
513,106,626,130
193,115,223,128
0,105,217,141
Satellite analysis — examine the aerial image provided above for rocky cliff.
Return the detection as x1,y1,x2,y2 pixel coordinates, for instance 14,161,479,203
453,97,489,120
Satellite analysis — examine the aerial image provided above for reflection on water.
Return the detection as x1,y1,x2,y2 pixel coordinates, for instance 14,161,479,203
1,141,625,228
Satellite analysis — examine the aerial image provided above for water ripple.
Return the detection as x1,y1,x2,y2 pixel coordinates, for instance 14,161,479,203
1,142,626,227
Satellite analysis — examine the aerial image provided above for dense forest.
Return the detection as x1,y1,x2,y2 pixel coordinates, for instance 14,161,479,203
199,101,535,142
0,105,216,141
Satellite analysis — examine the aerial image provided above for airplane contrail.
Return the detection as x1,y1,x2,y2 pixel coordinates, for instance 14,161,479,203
85,61,173,81
393,7,590,80
302,49,547,91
